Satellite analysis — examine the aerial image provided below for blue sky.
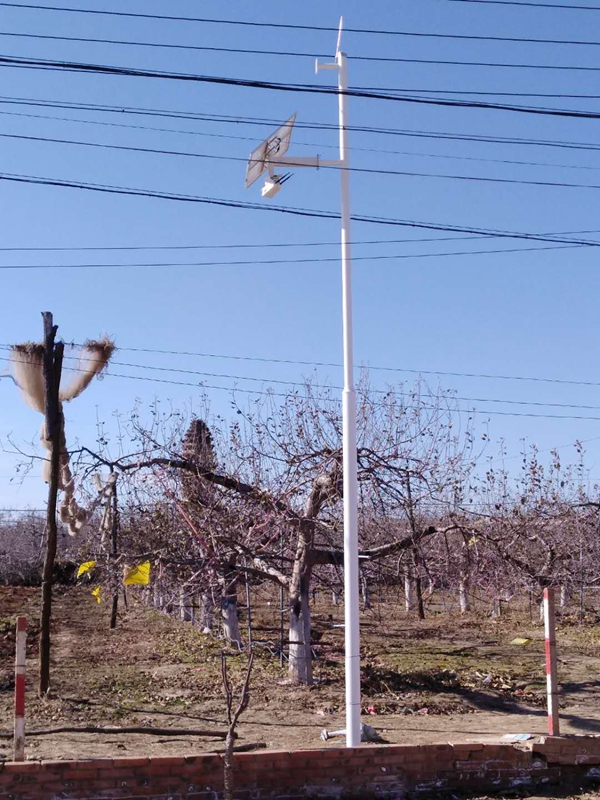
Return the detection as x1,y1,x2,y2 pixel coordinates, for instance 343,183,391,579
2,0,600,507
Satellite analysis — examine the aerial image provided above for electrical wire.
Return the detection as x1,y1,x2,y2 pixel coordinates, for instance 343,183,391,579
1,226,599,253
3,94,600,154
447,0,600,10
60,356,600,414
7,347,600,421
7,348,600,414
4,54,600,119
3,111,599,173
3,2,600,40
18,350,600,422
8,346,596,410
0,234,503,252
61,371,600,421
6,169,600,247
3,29,600,72
8,130,600,191
15,347,600,416
0,243,584,270
68,345,600,390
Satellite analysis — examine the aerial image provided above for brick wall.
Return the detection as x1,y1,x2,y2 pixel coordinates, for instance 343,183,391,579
2,737,600,799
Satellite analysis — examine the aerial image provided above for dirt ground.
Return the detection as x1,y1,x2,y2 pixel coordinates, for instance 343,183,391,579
2,583,600,792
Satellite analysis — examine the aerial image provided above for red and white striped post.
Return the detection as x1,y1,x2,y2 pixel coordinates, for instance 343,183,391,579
13,616,26,761
543,588,560,736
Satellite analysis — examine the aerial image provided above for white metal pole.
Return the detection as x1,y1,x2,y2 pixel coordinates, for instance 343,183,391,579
337,49,361,749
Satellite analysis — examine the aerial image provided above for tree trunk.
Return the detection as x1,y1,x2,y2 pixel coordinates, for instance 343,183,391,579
411,549,425,620
221,599,242,648
39,313,63,697
223,731,235,800
415,575,425,620
361,573,371,610
199,593,214,633
180,587,193,622
404,570,416,612
458,577,471,613
560,585,569,609
221,567,242,648
289,575,312,684
109,476,119,630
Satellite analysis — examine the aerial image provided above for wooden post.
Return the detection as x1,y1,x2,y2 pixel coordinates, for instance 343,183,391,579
13,616,26,761
39,312,63,696
544,587,560,736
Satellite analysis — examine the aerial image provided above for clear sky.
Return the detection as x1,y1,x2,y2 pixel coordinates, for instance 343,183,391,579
2,0,600,508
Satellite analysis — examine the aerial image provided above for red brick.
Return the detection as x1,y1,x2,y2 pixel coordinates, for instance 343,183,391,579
61,768,101,780
112,758,151,768
452,742,484,754
389,745,422,756
371,754,407,765
3,763,40,774
575,754,600,765
428,761,455,773
455,760,486,772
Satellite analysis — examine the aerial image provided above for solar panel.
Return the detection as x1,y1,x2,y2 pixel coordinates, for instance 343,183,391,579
245,113,297,189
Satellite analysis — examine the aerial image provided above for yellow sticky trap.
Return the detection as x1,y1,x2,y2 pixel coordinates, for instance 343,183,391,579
91,586,102,603
510,637,531,646
123,561,151,586
77,560,97,579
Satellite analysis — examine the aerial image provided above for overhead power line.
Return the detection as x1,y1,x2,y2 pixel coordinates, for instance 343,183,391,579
8,346,600,414
3,30,600,72
62,371,600,422
3,113,600,174
82,344,600,390
6,343,600,392
5,169,600,247
0,243,583,270
7,348,600,420
3,2,600,42
3,54,600,119
6,348,600,421
8,130,600,191
0,235,498,252
2,228,599,253
4,94,600,154
448,0,600,10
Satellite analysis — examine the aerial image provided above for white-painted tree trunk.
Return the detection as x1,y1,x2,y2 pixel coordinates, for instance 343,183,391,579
180,587,193,622
361,575,371,609
221,598,242,649
199,593,214,634
560,585,569,609
458,579,471,613
332,590,339,605
289,583,312,684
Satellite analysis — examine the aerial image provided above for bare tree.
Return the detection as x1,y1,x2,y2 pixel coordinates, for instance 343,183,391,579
221,650,254,800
